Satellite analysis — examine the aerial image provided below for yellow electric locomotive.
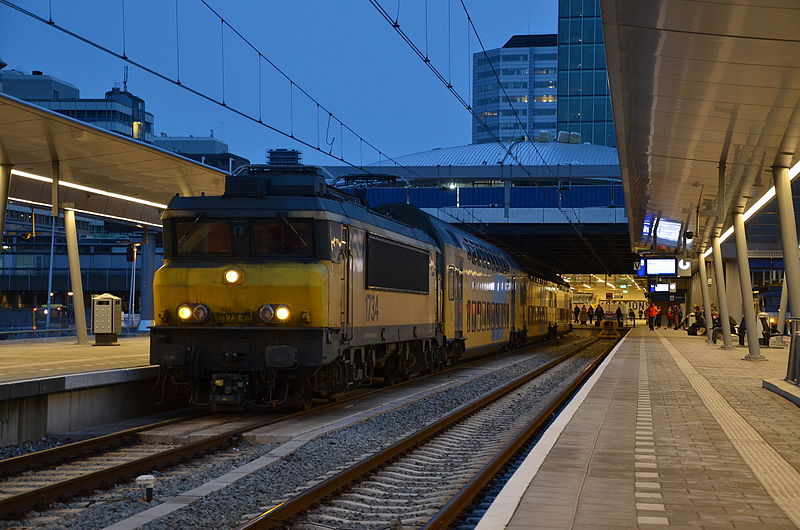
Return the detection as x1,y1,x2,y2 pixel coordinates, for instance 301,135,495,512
150,164,571,408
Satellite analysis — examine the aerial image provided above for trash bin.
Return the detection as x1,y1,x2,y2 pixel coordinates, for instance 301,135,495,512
92,293,122,346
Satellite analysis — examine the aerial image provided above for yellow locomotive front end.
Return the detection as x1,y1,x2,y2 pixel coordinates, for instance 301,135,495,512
149,178,351,409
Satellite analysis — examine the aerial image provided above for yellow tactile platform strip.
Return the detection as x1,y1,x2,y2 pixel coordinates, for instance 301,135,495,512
487,328,796,528
659,334,800,526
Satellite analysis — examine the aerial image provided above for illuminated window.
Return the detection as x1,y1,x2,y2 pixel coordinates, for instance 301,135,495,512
533,95,557,103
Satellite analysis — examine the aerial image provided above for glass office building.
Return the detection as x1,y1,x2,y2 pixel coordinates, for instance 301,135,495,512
472,35,558,144
557,0,616,147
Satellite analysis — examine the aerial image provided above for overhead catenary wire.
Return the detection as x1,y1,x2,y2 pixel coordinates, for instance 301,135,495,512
0,0,420,182
458,0,611,274
368,0,612,275
0,0,494,232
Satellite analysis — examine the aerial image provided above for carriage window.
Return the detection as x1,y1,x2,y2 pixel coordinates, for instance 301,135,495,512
174,220,232,256
252,219,314,257
448,268,455,300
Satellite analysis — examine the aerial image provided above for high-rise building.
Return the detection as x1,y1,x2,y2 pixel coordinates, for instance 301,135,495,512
556,0,616,147
153,134,250,173
0,68,155,143
472,35,558,144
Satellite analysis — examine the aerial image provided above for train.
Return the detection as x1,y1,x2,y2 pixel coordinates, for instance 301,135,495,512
149,164,573,409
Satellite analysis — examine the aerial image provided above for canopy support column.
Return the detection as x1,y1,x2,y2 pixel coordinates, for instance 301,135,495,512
698,255,714,346
0,164,12,250
137,228,156,331
64,208,88,344
773,164,800,318
711,235,734,348
732,211,763,359
776,275,788,346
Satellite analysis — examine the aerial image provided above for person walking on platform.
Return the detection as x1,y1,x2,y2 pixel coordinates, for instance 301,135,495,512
676,306,684,329
587,305,595,325
639,309,644,320
579,305,588,325
666,307,674,329
656,306,663,328
574,305,580,324
615,306,623,326
628,308,636,327
595,304,605,326
647,303,658,331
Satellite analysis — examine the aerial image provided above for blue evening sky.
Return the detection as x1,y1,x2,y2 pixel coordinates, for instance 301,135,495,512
0,1,556,167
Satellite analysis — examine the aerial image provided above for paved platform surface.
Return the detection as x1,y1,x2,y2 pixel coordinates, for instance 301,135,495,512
479,327,800,529
0,335,150,383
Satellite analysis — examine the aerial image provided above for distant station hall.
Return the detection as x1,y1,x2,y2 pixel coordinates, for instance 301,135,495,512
0,0,799,528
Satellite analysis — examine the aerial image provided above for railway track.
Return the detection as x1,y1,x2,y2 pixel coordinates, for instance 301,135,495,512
236,335,620,529
0,334,591,522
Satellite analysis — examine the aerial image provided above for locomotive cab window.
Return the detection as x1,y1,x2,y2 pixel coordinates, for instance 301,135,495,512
251,219,314,258
174,220,232,256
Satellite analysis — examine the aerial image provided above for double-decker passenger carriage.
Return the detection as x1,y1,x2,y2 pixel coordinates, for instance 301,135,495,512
150,165,572,409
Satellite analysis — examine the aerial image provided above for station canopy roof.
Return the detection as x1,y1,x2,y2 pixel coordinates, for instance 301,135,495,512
0,93,226,226
601,0,800,256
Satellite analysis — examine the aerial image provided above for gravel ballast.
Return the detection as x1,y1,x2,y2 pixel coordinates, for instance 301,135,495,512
7,337,590,529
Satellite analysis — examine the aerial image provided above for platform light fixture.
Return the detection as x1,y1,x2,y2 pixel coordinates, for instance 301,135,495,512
11,169,168,209
10,197,161,228
702,159,800,259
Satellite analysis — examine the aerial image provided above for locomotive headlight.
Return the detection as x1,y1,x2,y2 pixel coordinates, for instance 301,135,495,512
258,304,275,322
192,304,210,322
177,303,210,322
223,269,242,284
177,304,193,320
275,305,291,321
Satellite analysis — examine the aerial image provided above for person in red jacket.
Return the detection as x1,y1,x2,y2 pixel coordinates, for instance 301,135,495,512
646,303,659,331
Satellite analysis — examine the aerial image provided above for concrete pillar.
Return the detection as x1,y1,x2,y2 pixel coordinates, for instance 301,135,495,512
776,275,789,346
0,164,12,251
712,235,734,348
732,211,763,359
725,260,743,323
137,229,156,331
64,209,88,344
699,255,715,346
773,164,800,318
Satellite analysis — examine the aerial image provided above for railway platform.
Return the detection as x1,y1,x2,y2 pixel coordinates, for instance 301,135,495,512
478,327,800,528
0,335,151,384
0,336,171,445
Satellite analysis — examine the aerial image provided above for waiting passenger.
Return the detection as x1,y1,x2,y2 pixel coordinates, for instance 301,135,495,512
595,305,605,326
588,305,595,324
615,306,623,326
574,305,580,323
646,303,658,331
579,305,588,325
628,308,636,327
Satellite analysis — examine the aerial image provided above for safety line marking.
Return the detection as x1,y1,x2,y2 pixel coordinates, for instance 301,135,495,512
658,335,800,527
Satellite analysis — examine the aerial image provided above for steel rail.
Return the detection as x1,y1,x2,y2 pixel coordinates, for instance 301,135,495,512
236,337,603,529
0,410,207,478
424,336,620,528
0,336,575,519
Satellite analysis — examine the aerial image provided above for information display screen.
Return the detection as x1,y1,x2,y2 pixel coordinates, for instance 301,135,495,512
654,283,670,292
645,258,676,276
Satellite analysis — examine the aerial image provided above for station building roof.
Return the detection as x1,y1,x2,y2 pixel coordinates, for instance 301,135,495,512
371,141,619,169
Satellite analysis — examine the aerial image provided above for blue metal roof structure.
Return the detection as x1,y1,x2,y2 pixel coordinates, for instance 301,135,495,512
370,141,619,169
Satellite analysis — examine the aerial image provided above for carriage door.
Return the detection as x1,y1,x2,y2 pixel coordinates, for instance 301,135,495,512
455,257,464,337
340,225,352,341
510,277,517,331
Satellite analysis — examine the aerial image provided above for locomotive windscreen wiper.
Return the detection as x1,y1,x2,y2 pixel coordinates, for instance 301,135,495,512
176,214,203,248
280,214,309,248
